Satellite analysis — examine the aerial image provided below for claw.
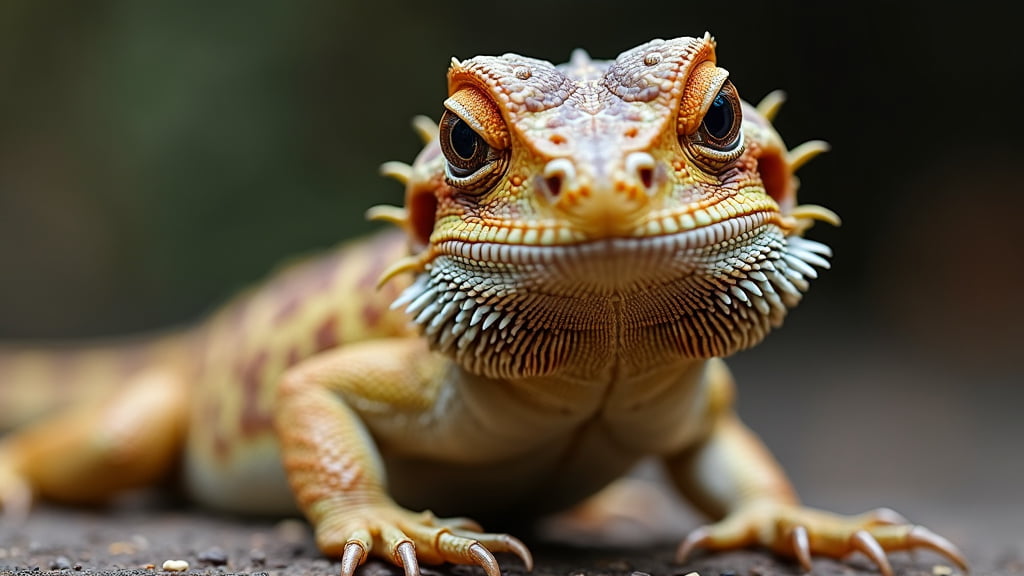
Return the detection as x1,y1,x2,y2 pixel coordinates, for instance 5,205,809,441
789,525,812,572
675,526,711,562
340,542,366,576
0,480,32,524
502,536,534,571
907,526,969,571
395,541,420,576
850,530,893,576
468,543,500,576
459,531,534,571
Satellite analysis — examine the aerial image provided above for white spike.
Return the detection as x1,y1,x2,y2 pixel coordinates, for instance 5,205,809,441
729,285,751,305
470,305,491,327
415,301,442,327
767,270,801,298
405,288,438,315
780,266,811,291
751,295,771,316
438,323,458,350
739,280,763,297
391,286,419,309
790,237,834,256
428,300,460,331
482,311,502,331
789,249,831,270
457,323,481,350
783,254,819,279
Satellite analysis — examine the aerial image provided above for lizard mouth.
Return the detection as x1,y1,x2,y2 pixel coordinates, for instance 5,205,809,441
392,215,831,378
432,210,780,270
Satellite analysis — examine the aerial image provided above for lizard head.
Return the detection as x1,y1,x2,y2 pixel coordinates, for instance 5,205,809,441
372,34,839,379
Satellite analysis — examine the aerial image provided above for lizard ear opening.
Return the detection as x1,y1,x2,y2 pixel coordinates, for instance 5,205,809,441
756,149,793,213
407,184,438,251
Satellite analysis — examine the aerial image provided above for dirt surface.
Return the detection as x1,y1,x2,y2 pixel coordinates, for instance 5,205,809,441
2,489,1019,576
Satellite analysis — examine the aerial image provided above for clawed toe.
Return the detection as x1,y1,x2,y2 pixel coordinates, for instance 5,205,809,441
674,504,968,576
325,509,533,576
675,526,712,562
0,473,32,524
468,543,500,576
455,530,534,571
787,525,811,571
395,541,419,576
340,542,366,576
849,530,893,576
906,525,968,571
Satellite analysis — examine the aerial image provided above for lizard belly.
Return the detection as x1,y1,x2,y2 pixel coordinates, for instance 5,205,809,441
375,359,711,521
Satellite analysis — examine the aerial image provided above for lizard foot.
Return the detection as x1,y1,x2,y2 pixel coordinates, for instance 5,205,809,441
676,501,968,576
317,505,533,576
0,448,32,523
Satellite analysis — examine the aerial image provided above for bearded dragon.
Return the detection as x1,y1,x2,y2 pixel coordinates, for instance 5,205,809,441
0,34,967,576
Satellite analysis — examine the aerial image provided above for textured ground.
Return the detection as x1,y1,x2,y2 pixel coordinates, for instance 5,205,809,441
1,479,1020,576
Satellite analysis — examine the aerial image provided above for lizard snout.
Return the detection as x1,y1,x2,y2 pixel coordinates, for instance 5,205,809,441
541,151,663,238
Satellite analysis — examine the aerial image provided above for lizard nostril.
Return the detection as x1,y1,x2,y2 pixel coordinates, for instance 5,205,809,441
625,152,658,195
542,158,576,200
545,175,563,197
638,167,654,190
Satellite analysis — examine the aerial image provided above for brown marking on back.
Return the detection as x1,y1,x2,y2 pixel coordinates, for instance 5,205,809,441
285,346,302,369
314,315,339,354
362,301,382,328
202,395,231,460
239,350,273,436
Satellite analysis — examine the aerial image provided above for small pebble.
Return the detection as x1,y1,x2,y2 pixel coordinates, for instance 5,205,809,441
162,559,190,572
198,547,228,566
249,548,266,565
933,565,954,576
50,556,72,570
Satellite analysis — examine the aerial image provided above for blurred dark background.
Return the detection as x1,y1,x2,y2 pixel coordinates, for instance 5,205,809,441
0,0,1020,552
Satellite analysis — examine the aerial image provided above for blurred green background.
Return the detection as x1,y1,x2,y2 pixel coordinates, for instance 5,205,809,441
0,0,1021,551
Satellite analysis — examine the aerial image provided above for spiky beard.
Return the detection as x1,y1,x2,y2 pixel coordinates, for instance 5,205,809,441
392,222,831,380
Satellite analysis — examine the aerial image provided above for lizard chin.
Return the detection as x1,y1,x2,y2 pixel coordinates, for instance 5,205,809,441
392,226,832,380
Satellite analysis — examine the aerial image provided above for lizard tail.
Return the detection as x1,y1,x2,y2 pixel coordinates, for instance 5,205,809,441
0,328,197,431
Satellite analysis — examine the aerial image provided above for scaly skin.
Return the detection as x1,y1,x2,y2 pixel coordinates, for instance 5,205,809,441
0,35,966,576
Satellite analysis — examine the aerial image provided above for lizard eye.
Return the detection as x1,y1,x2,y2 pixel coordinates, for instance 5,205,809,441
439,111,499,182
696,80,742,151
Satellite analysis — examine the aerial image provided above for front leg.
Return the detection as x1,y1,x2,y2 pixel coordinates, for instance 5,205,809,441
666,360,967,576
274,338,532,576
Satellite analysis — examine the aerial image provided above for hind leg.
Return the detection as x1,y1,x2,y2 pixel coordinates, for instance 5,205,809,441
0,368,187,516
